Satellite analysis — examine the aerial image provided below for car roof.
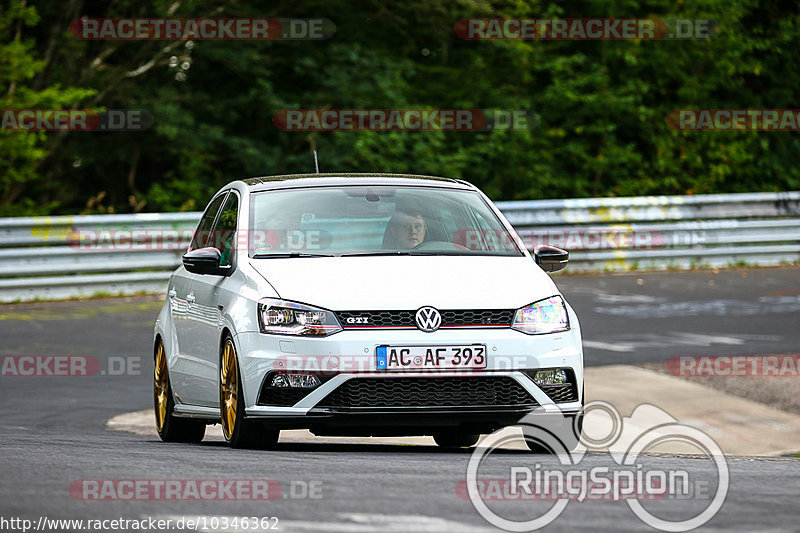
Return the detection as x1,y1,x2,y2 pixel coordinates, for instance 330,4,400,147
240,173,474,191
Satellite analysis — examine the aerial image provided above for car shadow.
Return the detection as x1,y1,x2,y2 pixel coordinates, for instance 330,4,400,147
145,438,541,454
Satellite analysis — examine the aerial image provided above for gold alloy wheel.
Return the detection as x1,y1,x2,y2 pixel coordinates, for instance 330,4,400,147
153,342,168,432
220,339,238,440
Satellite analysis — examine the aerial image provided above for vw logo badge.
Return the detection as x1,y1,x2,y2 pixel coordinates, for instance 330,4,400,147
415,306,442,332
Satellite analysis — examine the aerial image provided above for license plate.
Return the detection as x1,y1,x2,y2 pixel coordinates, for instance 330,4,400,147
376,345,487,371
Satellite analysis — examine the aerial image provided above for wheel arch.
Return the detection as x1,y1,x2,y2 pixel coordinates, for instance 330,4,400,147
153,333,163,360
219,327,234,361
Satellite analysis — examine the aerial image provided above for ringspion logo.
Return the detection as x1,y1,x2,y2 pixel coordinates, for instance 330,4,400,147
464,402,728,531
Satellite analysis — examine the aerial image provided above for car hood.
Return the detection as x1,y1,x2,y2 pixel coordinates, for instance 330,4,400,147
249,255,558,310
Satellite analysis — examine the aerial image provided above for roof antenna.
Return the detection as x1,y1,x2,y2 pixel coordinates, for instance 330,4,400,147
307,134,320,174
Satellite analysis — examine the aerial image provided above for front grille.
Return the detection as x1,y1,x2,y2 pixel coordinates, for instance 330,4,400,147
336,309,514,329
316,376,538,409
441,309,514,326
337,310,415,328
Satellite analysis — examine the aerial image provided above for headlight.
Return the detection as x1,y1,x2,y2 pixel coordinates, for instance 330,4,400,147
258,298,342,336
511,296,570,335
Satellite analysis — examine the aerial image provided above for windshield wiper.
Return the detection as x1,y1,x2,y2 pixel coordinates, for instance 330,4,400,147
254,251,477,258
252,252,334,258
339,250,472,257
338,251,413,257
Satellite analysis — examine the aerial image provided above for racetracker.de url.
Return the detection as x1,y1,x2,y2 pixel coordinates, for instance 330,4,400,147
0,516,279,532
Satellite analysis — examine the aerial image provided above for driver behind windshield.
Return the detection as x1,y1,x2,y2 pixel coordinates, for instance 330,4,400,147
381,209,427,250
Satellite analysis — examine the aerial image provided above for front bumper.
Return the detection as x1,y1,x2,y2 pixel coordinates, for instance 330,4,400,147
252,406,582,436
233,326,583,432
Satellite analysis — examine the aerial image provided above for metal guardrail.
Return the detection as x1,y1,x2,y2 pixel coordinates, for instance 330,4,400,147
0,191,797,302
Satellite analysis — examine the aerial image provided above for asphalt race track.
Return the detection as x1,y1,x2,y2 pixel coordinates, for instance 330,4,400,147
562,267,800,364
1,267,799,532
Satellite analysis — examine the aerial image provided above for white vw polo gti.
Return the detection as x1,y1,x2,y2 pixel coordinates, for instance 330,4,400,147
153,173,584,450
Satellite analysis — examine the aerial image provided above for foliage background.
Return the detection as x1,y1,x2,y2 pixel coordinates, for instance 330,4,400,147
1,0,798,216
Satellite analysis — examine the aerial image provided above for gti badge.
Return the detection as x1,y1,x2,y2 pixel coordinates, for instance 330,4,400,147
415,306,442,332
346,316,370,324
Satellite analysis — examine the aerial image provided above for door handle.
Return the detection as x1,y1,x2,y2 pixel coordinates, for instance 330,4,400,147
168,289,177,299
186,294,196,303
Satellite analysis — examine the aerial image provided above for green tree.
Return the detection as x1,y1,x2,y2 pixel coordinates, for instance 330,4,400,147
1,0,798,216
0,0,94,215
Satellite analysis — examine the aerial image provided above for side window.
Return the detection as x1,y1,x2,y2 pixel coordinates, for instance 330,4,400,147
189,193,226,251
213,193,239,266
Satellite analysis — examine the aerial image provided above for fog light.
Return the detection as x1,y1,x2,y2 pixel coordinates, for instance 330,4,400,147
270,374,290,388
533,369,568,386
269,373,320,388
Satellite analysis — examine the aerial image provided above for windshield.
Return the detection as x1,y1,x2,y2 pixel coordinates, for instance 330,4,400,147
248,185,523,257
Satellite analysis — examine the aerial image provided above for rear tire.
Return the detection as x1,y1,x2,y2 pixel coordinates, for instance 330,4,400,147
220,335,279,450
154,339,206,443
433,433,480,448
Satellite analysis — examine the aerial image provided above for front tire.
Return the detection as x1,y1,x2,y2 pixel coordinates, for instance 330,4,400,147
154,339,206,443
524,414,583,454
219,335,279,450
433,433,480,448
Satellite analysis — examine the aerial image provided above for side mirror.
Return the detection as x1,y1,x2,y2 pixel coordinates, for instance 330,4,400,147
182,247,230,276
534,245,569,273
